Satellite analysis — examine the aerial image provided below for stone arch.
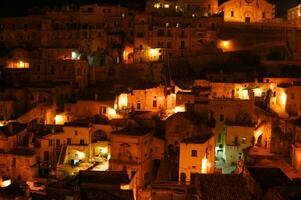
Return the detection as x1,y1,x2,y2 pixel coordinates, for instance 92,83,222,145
180,172,186,184
92,130,108,142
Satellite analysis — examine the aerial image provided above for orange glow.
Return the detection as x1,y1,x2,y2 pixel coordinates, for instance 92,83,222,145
123,47,133,63
201,157,208,173
242,90,249,99
0,178,11,188
254,130,262,144
149,48,161,59
174,105,186,113
7,61,30,69
280,92,287,106
108,108,118,119
219,40,232,51
54,115,64,125
118,94,128,109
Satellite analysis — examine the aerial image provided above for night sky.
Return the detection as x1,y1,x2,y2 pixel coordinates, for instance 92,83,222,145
0,0,301,17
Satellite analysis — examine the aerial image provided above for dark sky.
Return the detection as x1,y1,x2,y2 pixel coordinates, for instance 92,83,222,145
1,0,301,17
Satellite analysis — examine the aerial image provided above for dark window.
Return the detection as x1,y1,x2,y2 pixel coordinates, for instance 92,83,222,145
180,41,185,49
137,32,144,38
153,100,157,108
190,173,197,184
231,11,234,17
191,150,197,157
74,131,78,135
87,7,94,13
56,139,60,147
67,138,71,145
13,157,16,167
167,42,171,48
181,30,185,37
108,9,111,13
49,140,53,146
139,44,143,50
44,151,49,161
234,136,238,146
220,114,224,122
37,65,40,72
137,103,141,110
50,65,54,75
262,12,265,18
167,30,171,36
218,133,221,143
103,106,107,114
157,29,164,36
80,139,85,145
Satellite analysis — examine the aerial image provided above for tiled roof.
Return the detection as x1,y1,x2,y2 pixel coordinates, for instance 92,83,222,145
198,174,251,200
181,133,213,144
247,167,290,192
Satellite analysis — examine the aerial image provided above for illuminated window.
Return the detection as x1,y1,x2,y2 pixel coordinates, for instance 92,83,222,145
164,4,170,8
191,150,197,157
242,137,246,144
154,3,160,8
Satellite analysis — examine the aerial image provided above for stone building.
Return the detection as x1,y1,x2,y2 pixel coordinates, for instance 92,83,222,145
178,133,215,183
287,4,301,25
146,0,218,16
109,123,153,188
219,0,275,23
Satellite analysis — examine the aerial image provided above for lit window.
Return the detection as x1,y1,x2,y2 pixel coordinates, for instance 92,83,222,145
164,4,170,8
154,3,160,8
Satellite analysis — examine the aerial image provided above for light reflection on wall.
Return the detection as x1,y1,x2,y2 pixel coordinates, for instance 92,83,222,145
7,61,30,69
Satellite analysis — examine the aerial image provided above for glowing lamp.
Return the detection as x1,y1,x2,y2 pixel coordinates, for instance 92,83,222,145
0,179,11,188
76,151,85,159
154,3,160,8
280,92,287,106
164,4,170,8
54,115,64,125
253,88,262,97
149,49,159,57
242,90,249,99
220,40,231,51
118,94,128,108
108,108,117,118
174,105,185,113
100,147,108,154
201,158,208,173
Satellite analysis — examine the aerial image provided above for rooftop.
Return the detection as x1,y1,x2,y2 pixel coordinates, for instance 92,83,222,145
198,174,251,200
64,115,109,127
268,179,301,200
78,171,130,185
247,167,290,192
181,133,213,144
0,122,27,137
111,122,151,136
